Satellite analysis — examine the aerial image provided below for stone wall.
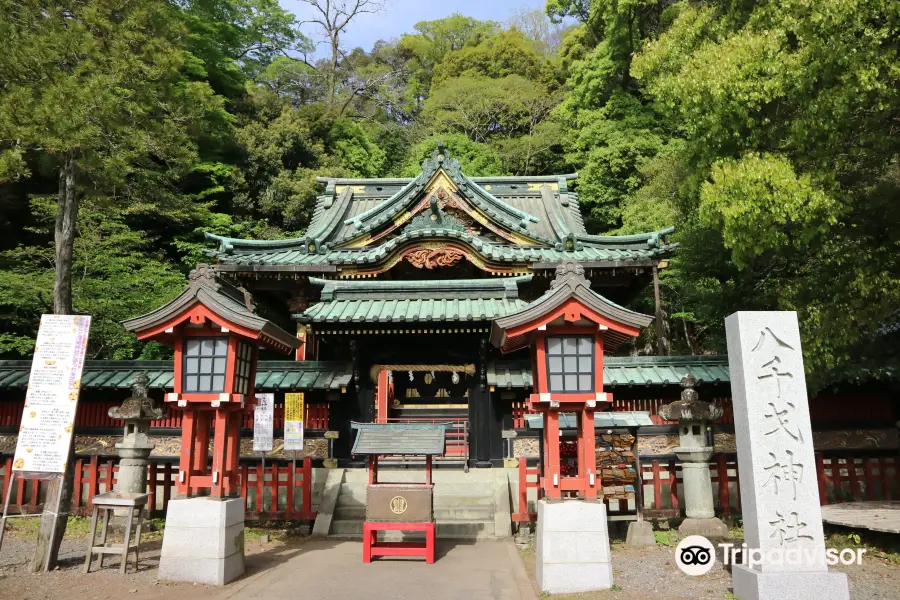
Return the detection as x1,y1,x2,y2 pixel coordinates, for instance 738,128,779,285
0,433,330,460
506,428,899,459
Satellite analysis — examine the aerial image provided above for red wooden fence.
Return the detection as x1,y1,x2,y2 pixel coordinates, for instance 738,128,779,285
0,400,330,429
0,456,316,520
513,454,900,521
511,394,893,429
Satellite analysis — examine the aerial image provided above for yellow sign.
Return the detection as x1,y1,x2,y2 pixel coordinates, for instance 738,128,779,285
389,496,408,515
284,392,304,451
284,393,304,422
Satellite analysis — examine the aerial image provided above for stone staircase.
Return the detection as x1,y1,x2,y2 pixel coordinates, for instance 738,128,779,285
324,468,511,540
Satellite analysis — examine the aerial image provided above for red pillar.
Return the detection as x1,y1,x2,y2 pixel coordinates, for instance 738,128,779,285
211,409,229,498
582,406,597,498
178,408,197,497
376,370,389,423
544,410,561,499
225,409,242,495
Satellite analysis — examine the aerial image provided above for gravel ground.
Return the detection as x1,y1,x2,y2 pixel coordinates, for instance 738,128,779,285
0,520,285,600
2,519,898,600
519,537,900,600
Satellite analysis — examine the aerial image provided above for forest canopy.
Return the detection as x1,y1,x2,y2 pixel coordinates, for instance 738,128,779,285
0,0,897,390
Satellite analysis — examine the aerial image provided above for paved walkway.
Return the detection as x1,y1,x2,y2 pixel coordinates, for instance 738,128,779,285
821,501,900,534
215,539,536,600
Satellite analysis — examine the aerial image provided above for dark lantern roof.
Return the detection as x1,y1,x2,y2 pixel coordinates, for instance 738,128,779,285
491,261,653,352
121,265,300,353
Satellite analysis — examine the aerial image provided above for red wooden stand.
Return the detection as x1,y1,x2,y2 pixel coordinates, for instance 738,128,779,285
362,521,435,564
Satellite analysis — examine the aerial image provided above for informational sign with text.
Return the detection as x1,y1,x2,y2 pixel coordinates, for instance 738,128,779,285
284,392,304,451
13,315,91,473
253,393,274,453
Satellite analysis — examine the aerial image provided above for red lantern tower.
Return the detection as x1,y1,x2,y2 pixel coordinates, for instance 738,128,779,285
123,266,300,498
491,262,652,500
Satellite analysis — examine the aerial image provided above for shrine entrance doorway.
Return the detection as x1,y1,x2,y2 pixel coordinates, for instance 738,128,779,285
373,364,474,466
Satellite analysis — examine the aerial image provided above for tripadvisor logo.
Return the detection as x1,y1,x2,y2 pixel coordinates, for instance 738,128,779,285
675,535,716,576
675,535,868,576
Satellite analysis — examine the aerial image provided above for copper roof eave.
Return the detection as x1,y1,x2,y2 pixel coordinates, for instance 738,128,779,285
215,263,338,273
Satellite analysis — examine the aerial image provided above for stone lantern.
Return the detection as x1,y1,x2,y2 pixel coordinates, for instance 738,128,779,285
659,374,728,539
109,372,164,495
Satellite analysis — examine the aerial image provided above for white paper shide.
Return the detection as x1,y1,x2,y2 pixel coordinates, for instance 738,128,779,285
13,315,92,473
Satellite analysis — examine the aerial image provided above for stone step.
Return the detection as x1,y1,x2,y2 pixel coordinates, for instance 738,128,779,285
341,469,504,483
337,482,497,498
336,492,495,508
329,519,497,539
334,505,494,521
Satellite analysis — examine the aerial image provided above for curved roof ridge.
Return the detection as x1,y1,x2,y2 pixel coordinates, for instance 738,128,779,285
315,173,579,185
204,232,309,254
577,226,676,248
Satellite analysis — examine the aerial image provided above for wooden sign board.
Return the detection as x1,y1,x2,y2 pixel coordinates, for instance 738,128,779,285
13,315,91,474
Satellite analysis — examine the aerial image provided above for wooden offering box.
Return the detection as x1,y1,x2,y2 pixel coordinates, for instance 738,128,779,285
366,484,433,522
351,422,448,564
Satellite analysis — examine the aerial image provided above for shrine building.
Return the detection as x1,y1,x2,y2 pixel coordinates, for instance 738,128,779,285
0,144,896,534
200,145,676,467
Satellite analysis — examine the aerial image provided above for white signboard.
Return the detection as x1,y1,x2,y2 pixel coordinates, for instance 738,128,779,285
253,393,274,453
284,392,304,451
13,315,91,473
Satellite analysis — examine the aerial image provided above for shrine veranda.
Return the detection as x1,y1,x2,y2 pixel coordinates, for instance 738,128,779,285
0,147,897,519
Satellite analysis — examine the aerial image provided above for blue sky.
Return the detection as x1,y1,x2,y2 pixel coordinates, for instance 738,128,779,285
280,0,548,58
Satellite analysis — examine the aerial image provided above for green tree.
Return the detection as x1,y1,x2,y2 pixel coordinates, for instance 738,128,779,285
0,0,228,316
631,0,900,383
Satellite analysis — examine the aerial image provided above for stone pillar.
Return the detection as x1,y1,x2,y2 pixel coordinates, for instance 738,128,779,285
108,373,164,495
726,312,849,600
658,376,727,539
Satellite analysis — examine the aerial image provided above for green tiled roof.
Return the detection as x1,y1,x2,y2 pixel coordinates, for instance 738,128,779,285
211,228,676,268
0,360,353,392
204,147,676,270
525,411,655,429
298,276,531,323
487,356,730,389
351,422,449,455
301,297,527,323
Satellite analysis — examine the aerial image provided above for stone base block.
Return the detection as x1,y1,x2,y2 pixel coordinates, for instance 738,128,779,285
536,500,612,593
159,553,245,586
625,520,656,547
732,564,850,600
159,497,245,585
679,517,729,541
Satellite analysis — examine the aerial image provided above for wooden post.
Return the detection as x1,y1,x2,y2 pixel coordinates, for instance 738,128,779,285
668,459,679,510
178,408,197,496
545,410,561,499
302,457,313,518
376,369,389,423
211,409,229,498
632,431,644,521
652,265,665,356
29,440,75,571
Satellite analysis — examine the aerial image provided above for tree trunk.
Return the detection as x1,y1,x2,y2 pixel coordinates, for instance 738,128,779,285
31,153,78,572
53,153,77,315
327,33,340,106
